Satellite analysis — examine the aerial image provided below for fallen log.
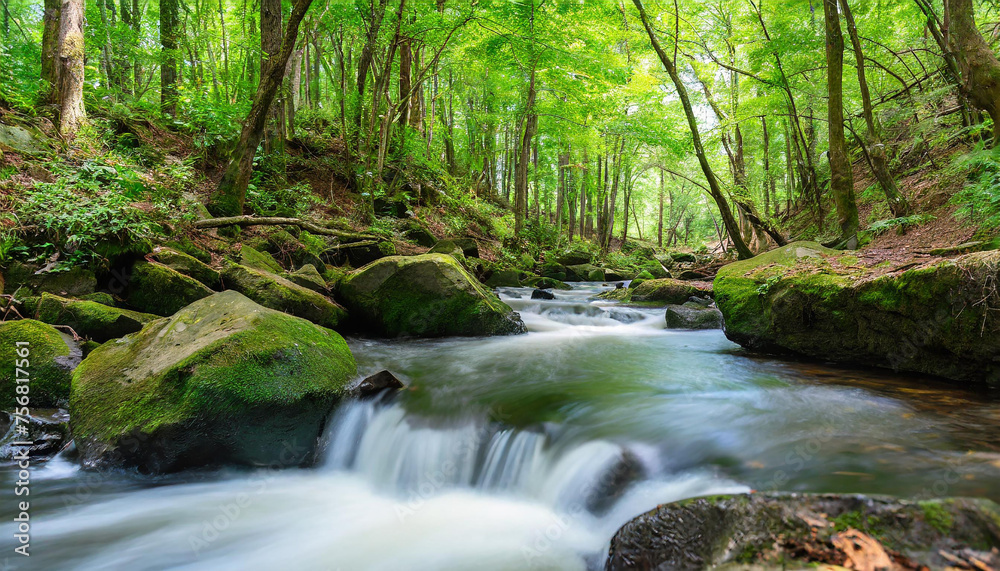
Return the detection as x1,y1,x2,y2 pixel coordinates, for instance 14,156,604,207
192,216,376,241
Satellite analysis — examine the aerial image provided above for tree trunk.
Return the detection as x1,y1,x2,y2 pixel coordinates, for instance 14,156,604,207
947,0,1000,143
657,168,664,247
207,0,314,216
841,0,909,216
824,0,859,244
56,0,86,136
262,0,285,154
42,0,61,103
633,0,753,259
513,67,537,235
160,0,179,115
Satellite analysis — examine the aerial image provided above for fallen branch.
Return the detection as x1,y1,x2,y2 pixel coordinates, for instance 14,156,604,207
192,216,377,241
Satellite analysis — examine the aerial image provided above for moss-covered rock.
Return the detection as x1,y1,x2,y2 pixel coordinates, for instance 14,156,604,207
324,240,396,268
286,264,327,293
339,253,526,337
428,239,466,263
485,269,529,288
126,261,214,316
452,238,480,259
239,246,283,273
79,292,116,306
714,242,1000,384
35,293,159,342
69,291,357,473
630,278,714,305
150,246,221,288
221,264,346,329
539,261,568,281
520,276,572,290
0,319,78,408
565,263,601,282
3,263,97,297
606,493,1000,571
402,222,437,247
554,246,592,266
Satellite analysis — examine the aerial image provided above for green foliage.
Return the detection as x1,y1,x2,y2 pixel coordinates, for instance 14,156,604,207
867,214,935,236
951,146,1000,230
19,162,165,265
246,180,320,218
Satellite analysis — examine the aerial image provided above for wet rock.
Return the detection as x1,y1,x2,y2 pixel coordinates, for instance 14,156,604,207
221,264,347,329
339,253,526,337
687,296,712,307
150,246,221,288
714,241,1000,384
0,409,69,461
35,293,159,342
0,320,79,408
126,261,214,316
70,291,357,473
531,289,556,300
585,450,644,515
665,304,723,330
566,263,600,282
356,370,405,398
521,276,571,290
605,493,1000,571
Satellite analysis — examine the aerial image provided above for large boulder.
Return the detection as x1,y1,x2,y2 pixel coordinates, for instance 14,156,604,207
70,291,357,473
323,240,396,268
428,239,467,262
35,293,159,342
285,264,327,293
606,493,1000,571
485,269,528,288
714,242,1000,384
3,262,96,297
221,264,347,329
554,246,592,266
665,303,723,330
630,278,713,305
0,319,79,408
150,246,220,288
339,253,526,337
126,261,214,316
238,246,283,273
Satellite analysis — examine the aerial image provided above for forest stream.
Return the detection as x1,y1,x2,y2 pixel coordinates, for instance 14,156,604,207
3,282,1000,570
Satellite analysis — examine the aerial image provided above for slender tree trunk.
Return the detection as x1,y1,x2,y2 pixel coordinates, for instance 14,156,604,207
42,0,61,103
657,168,665,247
514,67,537,235
262,0,284,154
633,0,753,259
841,0,909,216
824,0,859,244
160,0,179,115
208,0,314,216
56,0,86,136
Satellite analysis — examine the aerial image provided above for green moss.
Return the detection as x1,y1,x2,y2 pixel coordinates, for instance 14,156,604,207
126,261,214,316
0,319,74,408
919,500,955,534
222,264,346,329
631,278,711,305
151,247,220,288
79,292,116,306
163,238,212,264
239,246,283,273
70,291,357,471
36,293,159,342
340,254,525,337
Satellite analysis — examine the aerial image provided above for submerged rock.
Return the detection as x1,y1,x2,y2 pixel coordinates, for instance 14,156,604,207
339,253,526,337
714,241,1000,384
0,319,78,408
531,288,556,300
665,303,723,330
126,260,214,316
605,493,1000,571
355,370,405,398
221,264,347,329
0,409,69,461
70,291,357,473
35,293,159,342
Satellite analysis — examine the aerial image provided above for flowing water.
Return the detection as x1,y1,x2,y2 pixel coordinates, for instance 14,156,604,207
3,282,1000,570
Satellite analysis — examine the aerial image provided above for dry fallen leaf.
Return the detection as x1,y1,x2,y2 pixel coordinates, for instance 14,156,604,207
832,528,895,571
